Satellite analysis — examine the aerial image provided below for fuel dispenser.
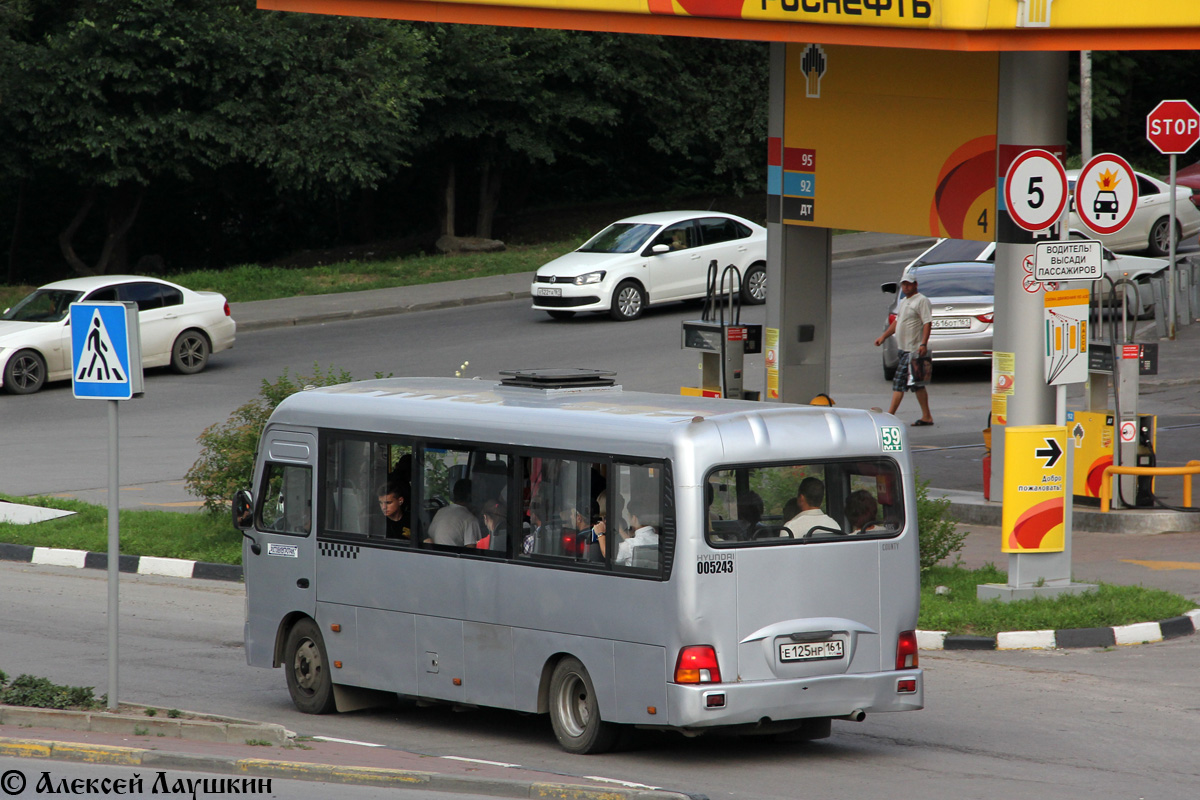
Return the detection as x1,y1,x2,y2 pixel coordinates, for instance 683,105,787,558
681,261,762,400
1073,277,1158,508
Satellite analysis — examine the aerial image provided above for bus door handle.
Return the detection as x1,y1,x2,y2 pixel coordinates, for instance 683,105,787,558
789,630,834,642
297,578,310,589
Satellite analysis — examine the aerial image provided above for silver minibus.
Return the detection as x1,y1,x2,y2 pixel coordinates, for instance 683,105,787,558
234,370,923,753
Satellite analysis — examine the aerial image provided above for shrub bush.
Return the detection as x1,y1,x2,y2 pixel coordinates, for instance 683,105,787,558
915,477,968,572
0,673,103,710
185,365,354,513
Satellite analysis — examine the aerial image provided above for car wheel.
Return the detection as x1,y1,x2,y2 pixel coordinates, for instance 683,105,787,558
170,330,210,374
610,281,646,322
4,349,47,395
548,656,619,754
547,310,576,320
1147,217,1179,257
284,618,337,714
740,262,767,305
882,354,897,382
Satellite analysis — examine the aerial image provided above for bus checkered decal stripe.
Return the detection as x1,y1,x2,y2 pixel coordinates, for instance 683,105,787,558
319,542,360,559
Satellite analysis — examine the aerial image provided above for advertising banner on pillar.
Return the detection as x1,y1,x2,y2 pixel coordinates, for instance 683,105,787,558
1002,425,1067,553
773,44,998,241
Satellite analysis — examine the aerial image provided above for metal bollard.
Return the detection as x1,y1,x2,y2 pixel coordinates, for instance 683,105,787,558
1151,274,1168,339
1191,257,1200,321
1179,267,1193,327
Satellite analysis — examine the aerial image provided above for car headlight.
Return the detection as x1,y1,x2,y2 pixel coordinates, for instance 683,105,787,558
573,271,606,286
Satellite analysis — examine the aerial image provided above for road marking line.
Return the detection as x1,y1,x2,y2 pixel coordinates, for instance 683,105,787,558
441,755,521,768
1121,559,1200,571
583,776,659,789
311,736,386,747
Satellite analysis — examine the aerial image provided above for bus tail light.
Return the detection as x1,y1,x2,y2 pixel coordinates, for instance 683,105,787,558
896,631,918,670
674,645,721,684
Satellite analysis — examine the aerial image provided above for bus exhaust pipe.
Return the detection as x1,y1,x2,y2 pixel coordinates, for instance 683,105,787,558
836,709,866,722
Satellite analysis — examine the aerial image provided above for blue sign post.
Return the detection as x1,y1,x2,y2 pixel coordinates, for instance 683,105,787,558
69,302,143,710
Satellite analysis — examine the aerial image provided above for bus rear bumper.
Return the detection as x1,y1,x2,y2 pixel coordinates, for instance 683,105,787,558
664,669,923,728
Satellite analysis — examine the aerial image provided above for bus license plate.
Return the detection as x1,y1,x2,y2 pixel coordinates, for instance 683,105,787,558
779,640,844,662
932,317,970,330
536,287,562,297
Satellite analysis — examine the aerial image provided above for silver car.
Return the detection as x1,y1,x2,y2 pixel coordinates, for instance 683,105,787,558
906,236,1168,317
880,262,994,380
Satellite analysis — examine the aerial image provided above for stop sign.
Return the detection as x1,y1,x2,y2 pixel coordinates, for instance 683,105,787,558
1146,100,1200,155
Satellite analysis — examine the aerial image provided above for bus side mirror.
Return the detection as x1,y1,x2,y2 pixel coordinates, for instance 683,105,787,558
233,490,261,554
233,490,254,531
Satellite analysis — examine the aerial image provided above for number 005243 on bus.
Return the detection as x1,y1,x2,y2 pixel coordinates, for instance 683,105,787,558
233,369,923,755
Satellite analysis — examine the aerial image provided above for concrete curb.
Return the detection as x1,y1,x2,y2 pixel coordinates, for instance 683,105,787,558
934,489,1200,534
0,706,289,746
235,291,530,333
0,542,242,582
0,736,696,799
918,608,1200,651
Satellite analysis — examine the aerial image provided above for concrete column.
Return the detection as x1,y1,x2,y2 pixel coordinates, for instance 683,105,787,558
990,51,1068,499
766,42,832,405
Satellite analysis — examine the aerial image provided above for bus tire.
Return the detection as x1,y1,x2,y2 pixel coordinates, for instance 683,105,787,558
548,657,618,754
284,618,337,714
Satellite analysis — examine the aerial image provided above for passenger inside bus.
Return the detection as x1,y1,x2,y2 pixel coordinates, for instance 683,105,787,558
476,499,508,551
783,477,842,538
735,490,766,540
614,503,658,567
427,478,482,546
524,498,555,554
573,492,608,561
845,489,880,535
376,480,411,540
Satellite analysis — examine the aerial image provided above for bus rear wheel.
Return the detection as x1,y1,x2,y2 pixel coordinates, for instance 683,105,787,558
284,618,336,714
548,657,618,754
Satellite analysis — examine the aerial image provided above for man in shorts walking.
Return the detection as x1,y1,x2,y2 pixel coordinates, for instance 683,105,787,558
874,277,934,426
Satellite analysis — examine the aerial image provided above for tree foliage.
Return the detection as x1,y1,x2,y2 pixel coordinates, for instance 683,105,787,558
915,478,968,572
185,364,353,513
2,0,429,275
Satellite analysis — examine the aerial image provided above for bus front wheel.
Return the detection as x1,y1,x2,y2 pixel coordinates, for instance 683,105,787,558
548,657,618,754
284,618,337,714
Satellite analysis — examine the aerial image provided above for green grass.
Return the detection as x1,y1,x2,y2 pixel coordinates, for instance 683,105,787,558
921,564,1196,637
0,238,586,310
0,494,241,565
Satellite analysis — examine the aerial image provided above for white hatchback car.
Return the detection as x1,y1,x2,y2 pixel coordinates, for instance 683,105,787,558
1066,169,1200,255
0,275,236,394
531,211,767,321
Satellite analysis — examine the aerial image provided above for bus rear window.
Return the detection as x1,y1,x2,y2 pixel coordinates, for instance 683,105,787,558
705,459,902,546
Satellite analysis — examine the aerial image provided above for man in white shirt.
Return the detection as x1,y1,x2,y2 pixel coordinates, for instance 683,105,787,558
784,477,842,538
427,479,481,546
874,277,934,426
615,506,659,566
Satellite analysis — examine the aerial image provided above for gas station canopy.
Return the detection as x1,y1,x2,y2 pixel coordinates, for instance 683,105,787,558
260,0,1200,49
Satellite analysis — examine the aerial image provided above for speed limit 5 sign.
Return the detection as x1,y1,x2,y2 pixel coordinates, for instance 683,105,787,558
1004,149,1068,232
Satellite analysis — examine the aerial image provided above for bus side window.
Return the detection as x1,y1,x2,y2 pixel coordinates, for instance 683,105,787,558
258,463,312,535
611,462,662,572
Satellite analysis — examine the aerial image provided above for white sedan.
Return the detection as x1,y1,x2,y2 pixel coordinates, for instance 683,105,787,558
1067,169,1200,255
531,211,767,321
0,275,236,394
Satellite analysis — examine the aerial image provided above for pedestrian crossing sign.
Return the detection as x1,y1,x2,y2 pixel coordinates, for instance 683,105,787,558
70,302,144,399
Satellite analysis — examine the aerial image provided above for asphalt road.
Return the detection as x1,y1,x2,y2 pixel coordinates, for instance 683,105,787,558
0,245,999,507
2,561,1198,799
